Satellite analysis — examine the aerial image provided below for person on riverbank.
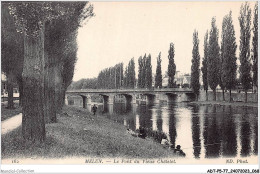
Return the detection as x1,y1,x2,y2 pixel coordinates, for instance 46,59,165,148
127,128,137,137
172,145,186,157
161,135,170,148
92,104,97,115
138,127,147,139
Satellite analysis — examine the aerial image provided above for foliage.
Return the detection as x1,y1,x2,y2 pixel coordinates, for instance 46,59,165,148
238,2,252,93
207,17,220,93
142,54,147,88
69,78,98,89
137,54,147,88
98,63,124,89
201,31,208,92
123,66,128,87
190,30,200,96
123,59,135,88
221,11,237,91
155,52,162,88
8,2,94,36
138,56,143,88
252,3,258,87
145,54,153,88
1,3,24,77
168,43,176,88
126,58,136,88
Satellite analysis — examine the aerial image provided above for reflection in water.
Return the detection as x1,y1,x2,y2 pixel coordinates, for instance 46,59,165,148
151,107,158,131
203,105,221,158
108,104,113,115
240,108,251,157
156,107,163,132
135,114,140,130
221,106,237,157
253,120,258,155
102,104,108,113
191,105,201,159
161,106,170,140
174,107,193,158
73,97,257,160
168,108,177,148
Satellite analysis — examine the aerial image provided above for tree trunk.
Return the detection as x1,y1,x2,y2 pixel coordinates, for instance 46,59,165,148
222,89,225,101
44,21,57,123
206,90,208,101
44,54,50,123
49,66,56,123
17,75,23,107
229,89,232,102
44,63,57,123
22,29,46,143
61,87,66,107
213,89,216,101
55,64,63,114
245,91,248,103
6,73,14,109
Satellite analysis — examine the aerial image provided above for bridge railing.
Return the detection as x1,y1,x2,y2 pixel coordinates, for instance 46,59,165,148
66,88,192,93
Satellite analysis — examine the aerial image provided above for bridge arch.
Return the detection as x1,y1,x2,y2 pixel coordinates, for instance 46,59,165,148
165,92,195,102
99,94,115,105
65,88,194,106
65,93,92,109
121,93,136,104
137,93,160,104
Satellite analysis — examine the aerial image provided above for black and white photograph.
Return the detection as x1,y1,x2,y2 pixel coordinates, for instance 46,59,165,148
1,1,259,173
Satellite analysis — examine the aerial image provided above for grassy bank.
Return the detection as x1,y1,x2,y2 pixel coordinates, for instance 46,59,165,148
2,105,175,160
1,101,21,121
190,100,258,108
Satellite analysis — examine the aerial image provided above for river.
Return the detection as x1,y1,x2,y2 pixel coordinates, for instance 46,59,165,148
94,101,258,160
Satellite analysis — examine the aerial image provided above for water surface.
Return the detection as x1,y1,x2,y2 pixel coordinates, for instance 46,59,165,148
98,102,258,159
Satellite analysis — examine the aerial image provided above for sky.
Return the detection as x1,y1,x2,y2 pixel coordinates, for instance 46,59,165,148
73,1,256,81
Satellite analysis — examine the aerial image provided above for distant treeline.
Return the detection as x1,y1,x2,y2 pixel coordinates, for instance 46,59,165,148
97,63,124,89
69,78,98,90
69,59,136,89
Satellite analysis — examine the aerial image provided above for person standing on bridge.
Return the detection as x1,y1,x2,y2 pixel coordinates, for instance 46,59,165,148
92,104,98,116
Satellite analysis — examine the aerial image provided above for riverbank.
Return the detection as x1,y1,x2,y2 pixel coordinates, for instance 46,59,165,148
2,105,176,162
190,100,258,108
1,101,21,121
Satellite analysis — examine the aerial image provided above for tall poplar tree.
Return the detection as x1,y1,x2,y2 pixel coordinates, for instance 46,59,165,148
191,30,200,101
221,11,237,102
145,54,153,88
168,43,176,88
155,52,162,88
252,3,258,91
208,17,220,101
238,2,252,102
128,58,136,88
201,31,209,101
142,54,147,88
138,56,143,88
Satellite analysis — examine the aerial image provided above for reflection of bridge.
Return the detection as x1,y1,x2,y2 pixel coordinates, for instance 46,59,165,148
65,88,194,108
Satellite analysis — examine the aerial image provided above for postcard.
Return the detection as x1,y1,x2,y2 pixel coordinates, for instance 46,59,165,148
1,1,258,173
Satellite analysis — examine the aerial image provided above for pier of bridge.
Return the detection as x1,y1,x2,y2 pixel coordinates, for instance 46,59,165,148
65,88,194,109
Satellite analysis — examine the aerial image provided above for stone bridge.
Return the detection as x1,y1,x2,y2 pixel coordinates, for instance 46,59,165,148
65,88,194,108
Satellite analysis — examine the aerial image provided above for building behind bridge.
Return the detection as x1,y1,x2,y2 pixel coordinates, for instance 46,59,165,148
162,71,191,88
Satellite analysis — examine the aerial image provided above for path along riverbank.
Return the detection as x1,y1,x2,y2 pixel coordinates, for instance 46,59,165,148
1,113,22,135
1,101,21,121
2,105,176,163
